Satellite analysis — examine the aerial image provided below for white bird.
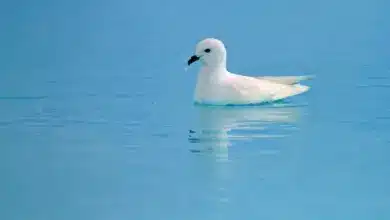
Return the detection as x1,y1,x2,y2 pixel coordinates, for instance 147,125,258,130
187,38,313,105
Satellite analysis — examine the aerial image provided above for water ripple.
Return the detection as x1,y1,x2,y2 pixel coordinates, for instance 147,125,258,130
188,105,303,157
356,84,390,88
0,96,48,100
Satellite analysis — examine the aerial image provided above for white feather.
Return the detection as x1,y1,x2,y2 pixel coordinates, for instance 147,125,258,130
256,75,315,85
189,38,312,105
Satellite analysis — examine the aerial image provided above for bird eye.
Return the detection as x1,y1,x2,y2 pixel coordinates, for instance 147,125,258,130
204,48,211,53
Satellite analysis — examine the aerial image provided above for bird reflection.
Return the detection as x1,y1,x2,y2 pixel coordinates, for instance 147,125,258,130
188,104,303,161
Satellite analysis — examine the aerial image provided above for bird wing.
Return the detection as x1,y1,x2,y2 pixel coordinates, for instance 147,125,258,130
255,75,315,85
227,74,310,103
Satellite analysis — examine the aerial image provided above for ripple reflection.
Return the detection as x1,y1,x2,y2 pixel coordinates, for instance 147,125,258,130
188,104,303,161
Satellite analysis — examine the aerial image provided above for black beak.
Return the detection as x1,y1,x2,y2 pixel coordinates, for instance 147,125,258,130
187,55,200,66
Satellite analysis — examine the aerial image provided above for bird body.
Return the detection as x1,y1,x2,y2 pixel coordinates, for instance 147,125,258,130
187,38,312,105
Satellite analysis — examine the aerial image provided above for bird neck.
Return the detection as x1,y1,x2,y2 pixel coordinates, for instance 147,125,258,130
200,61,227,75
200,66,228,79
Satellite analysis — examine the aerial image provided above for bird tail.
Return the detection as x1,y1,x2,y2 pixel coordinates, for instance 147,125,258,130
294,84,310,94
272,84,310,101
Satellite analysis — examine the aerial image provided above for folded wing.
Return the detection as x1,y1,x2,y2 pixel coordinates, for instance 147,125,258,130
228,74,310,103
256,75,314,85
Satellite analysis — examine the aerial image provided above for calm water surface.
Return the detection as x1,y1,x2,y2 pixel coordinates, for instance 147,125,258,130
1,0,390,219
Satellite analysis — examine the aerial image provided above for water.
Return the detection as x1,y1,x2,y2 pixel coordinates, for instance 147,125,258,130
1,0,390,219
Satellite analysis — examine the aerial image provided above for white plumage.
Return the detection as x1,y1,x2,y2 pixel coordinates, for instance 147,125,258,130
187,38,313,105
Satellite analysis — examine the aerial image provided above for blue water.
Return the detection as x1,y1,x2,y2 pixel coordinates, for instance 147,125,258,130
1,0,390,219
